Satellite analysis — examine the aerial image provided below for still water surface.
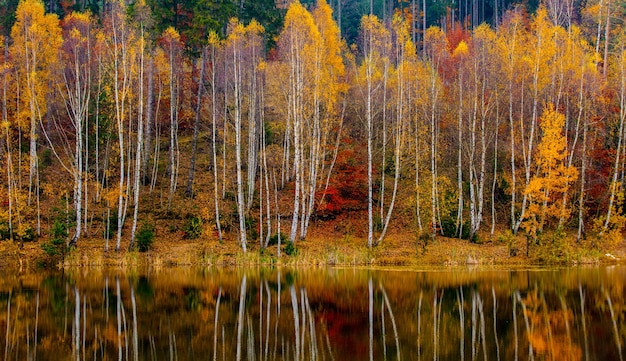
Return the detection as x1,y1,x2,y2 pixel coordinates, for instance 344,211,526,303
1,266,625,360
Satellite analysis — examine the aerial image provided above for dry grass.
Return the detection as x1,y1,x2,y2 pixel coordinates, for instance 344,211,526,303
2,219,624,272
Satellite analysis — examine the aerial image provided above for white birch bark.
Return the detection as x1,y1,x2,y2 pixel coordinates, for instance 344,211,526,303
232,31,248,251
130,29,146,250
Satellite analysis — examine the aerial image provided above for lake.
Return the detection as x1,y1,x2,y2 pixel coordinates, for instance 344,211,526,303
0,266,624,360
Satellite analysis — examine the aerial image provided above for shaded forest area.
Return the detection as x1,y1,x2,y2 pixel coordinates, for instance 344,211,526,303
1,0,626,260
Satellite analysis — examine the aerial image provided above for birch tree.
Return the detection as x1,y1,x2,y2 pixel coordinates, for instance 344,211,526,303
421,27,447,238
300,0,345,239
375,14,414,245
225,19,249,251
277,2,321,243
10,0,62,236
601,32,626,240
357,14,389,247
59,11,93,247
160,27,183,211
129,2,151,250
103,0,134,251
467,25,498,240
208,32,223,242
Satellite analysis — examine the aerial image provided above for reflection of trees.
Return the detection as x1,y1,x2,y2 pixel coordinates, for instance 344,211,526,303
0,269,624,360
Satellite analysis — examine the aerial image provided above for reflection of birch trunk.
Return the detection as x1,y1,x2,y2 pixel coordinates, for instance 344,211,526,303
247,314,256,361
433,289,444,361
74,287,80,361
168,324,177,360
213,287,222,361
290,285,300,361
457,288,465,361
512,293,518,361
540,293,554,360
274,272,281,359
300,289,307,357
264,281,271,361
492,287,500,361
380,284,400,361
304,289,318,360
259,281,264,360
381,291,386,359
417,291,422,361
369,278,373,361
472,291,487,361
471,292,476,360
131,285,138,361
237,276,248,361
116,278,122,361
34,292,39,361
65,284,69,339
82,294,86,361
558,294,572,361
604,288,624,361
579,284,589,361
514,291,534,361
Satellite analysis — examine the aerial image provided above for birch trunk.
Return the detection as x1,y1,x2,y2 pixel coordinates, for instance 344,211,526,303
233,34,247,251
185,49,206,198
209,39,223,242
130,30,146,250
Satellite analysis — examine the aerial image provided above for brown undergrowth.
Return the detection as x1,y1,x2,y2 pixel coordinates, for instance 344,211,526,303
1,221,623,271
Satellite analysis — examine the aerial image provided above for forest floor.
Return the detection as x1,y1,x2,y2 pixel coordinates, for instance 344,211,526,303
1,215,625,272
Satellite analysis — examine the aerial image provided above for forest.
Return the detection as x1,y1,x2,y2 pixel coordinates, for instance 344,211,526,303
1,0,625,259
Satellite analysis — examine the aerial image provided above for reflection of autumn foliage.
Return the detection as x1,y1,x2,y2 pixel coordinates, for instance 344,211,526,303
317,146,369,217
318,310,368,358
522,291,582,361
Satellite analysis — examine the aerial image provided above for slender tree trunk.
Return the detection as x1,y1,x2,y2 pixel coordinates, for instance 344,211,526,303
186,49,206,198
209,41,223,242
111,5,129,252
578,109,588,242
603,42,626,233
366,39,374,248
142,58,154,186
457,69,464,237
233,38,247,251
603,0,611,76
130,30,146,251
167,43,179,211
288,28,303,244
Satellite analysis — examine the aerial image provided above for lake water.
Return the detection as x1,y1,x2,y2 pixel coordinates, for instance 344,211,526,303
0,266,624,360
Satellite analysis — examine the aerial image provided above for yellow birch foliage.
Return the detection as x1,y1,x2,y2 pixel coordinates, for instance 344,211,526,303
523,104,578,236
356,15,390,88
313,0,346,110
10,0,62,130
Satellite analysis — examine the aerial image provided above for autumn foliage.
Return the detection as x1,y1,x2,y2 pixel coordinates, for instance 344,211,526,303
0,0,625,258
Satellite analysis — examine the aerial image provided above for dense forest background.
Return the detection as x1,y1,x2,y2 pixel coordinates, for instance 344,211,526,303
1,0,626,256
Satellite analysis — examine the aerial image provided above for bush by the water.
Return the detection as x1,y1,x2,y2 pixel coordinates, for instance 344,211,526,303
183,216,202,239
284,241,298,256
136,223,155,252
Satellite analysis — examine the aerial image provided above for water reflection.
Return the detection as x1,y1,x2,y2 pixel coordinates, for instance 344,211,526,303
0,267,625,360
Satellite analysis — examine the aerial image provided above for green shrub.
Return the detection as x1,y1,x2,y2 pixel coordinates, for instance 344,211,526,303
41,219,69,256
0,221,10,241
183,216,202,239
440,215,477,242
104,210,118,239
284,241,298,256
268,232,287,246
21,226,36,242
135,223,155,252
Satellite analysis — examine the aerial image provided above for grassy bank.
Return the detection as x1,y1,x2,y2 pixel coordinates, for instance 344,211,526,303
1,227,623,272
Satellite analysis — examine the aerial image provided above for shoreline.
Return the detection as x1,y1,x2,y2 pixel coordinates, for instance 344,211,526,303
1,232,623,272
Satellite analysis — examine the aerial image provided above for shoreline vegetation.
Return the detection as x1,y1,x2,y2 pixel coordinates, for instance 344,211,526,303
2,227,624,271
3,0,626,270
